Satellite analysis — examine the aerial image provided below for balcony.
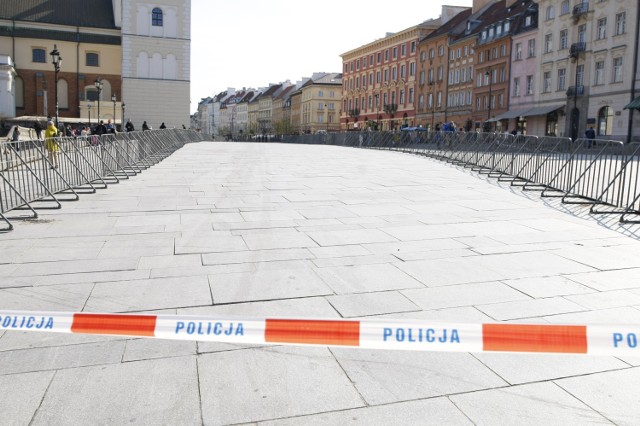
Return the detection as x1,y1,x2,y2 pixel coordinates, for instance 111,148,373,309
566,85,585,97
569,42,586,59
572,2,589,20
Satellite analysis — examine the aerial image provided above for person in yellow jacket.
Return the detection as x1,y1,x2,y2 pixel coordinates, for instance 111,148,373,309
44,121,59,168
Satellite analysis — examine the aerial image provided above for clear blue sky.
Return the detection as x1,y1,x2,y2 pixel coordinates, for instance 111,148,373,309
190,0,472,112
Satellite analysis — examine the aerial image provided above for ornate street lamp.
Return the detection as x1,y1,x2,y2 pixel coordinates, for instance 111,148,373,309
49,44,62,128
94,77,103,122
121,103,126,130
87,103,92,125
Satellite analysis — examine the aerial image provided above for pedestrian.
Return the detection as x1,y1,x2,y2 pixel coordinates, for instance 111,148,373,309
585,126,595,148
142,121,150,131
34,121,42,139
159,122,166,129
182,124,186,129
106,119,115,134
10,126,20,151
94,120,107,136
44,121,59,168
80,126,88,137
125,119,135,132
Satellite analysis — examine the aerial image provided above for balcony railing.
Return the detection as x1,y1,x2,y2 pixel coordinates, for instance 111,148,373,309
569,42,587,59
566,85,585,97
572,2,589,18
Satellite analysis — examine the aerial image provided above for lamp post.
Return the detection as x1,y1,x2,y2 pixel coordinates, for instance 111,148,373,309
49,44,62,129
121,103,126,131
324,104,329,131
87,103,92,126
485,68,493,132
94,77,103,122
111,93,117,129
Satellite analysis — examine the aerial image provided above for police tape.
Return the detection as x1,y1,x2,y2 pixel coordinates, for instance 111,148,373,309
0,310,638,355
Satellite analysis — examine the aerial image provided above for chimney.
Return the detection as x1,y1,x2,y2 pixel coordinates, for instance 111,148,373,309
472,0,497,14
442,5,470,25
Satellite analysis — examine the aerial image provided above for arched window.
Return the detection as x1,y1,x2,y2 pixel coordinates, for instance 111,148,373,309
597,106,613,136
152,7,163,26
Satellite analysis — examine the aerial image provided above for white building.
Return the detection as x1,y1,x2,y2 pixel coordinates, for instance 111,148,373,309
120,0,191,129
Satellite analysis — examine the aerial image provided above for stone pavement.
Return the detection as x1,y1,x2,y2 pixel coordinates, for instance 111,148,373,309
1,141,640,425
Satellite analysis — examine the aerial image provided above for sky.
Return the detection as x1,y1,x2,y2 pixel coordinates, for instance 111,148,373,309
190,0,472,112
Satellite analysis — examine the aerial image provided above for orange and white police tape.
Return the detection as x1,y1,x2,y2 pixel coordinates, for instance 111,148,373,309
0,310,638,355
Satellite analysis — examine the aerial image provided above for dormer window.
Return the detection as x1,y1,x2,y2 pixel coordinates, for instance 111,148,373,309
481,30,487,40
489,27,494,38
496,24,502,35
152,7,163,26
504,20,510,32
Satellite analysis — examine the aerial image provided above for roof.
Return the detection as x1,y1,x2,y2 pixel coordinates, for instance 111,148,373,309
420,8,471,42
0,0,116,29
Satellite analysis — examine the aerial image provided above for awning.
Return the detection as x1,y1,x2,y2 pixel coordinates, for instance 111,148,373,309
624,96,640,110
522,104,565,117
494,108,531,120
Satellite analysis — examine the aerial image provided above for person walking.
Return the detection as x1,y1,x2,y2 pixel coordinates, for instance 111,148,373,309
11,127,20,152
44,121,59,168
34,121,42,140
94,120,107,137
142,121,150,131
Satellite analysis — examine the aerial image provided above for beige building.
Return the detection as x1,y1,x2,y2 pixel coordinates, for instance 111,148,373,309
299,73,342,133
536,0,639,141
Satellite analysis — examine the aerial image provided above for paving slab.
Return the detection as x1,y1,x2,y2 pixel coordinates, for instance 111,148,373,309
450,382,612,425
32,356,201,425
555,368,640,425
198,347,365,424
0,371,55,425
315,263,424,294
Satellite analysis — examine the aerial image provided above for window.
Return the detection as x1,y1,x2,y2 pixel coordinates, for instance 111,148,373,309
543,71,551,92
615,12,626,35
152,7,163,26
496,24,502,36
525,15,532,27
544,34,553,53
428,69,434,83
557,68,566,91
356,59,360,70
420,51,426,62
595,61,605,85
504,20,510,32
377,53,382,64
450,51,455,61
427,93,433,108
392,47,397,59
437,66,443,81
438,45,444,56
578,24,586,43
401,44,406,56
410,41,416,53
515,43,522,60
420,94,425,110
409,62,415,77
528,39,536,57
526,75,533,95
437,91,442,107
392,67,397,81
576,64,584,86
500,44,506,57
613,57,623,82
429,48,435,59
384,50,389,61
32,48,46,63
597,18,607,40
560,0,570,15
409,88,414,103
400,90,405,105
560,29,568,50
400,65,406,79
376,71,381,83
384,69,389,81
546,6,555,20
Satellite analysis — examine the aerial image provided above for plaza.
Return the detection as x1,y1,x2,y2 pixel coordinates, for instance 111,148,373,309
1,141,640,424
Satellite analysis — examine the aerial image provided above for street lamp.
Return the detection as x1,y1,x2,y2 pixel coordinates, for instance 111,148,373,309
49,44,62,129
121,103,126,130
485,68,493,132
87,103,92,125
94,77,103,122
111,92,117,127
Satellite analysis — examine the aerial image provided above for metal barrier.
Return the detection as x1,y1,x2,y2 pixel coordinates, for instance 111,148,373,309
0,129,205,231
281,131,638,222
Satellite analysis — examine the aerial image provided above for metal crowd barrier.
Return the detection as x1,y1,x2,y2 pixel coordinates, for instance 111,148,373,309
0,129,205,231
280,131,640,223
